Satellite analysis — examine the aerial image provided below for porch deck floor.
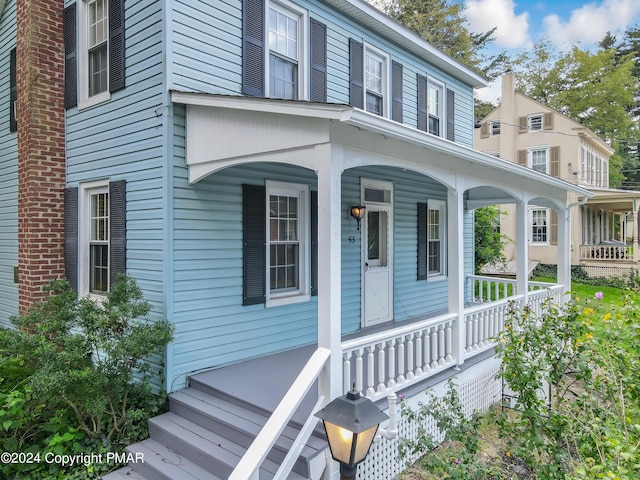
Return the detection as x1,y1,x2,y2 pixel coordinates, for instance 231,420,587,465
189,345,318,424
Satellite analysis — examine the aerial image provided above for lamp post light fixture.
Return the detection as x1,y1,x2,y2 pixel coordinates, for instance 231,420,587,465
350,205,366,231
315,386,389,480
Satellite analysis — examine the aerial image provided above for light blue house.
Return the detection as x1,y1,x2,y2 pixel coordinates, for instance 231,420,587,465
0,0,592,478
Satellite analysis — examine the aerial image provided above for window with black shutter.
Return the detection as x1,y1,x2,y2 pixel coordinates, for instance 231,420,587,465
310,19,327,103
349,38,363,109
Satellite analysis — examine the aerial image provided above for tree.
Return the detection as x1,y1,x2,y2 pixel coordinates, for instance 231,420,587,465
474,206,507,273
381,0,507,78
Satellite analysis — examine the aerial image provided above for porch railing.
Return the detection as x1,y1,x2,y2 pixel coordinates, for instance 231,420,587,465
228,347,329,480
342,313,457,402
580,244,633,261
463,295,522,356
468,275,516,303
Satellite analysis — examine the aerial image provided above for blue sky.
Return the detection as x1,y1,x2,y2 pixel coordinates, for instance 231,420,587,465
465,0,640,53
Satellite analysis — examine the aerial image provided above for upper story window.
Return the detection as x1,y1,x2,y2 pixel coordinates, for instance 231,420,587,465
490,120,500,135
529,147,549,174
529,114,543,131
581,146,609,187
364,46,389,117
266,0,307,100
427,81,444,136
63,0,126,110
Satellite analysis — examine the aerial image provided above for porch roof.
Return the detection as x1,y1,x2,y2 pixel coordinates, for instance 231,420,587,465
171,92,593,206
585,187,640,211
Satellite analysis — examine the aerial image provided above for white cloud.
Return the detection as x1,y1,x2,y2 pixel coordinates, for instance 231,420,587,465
543,0,640,49
465,0,532,49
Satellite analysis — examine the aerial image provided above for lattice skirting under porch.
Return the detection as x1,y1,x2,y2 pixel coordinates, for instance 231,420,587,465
356,356,502,480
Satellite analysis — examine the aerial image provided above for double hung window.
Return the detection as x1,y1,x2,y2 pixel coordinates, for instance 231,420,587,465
531,209,548,244
529,147,549,174
364,46,388,116
266,181,309,305
427,82,443,136
529,114,543,131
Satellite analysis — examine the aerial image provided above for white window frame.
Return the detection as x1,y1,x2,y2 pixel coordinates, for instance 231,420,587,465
427,77,444,137
528,146,549,174
363,44,390,118
490,120,501,136
78,0,111,110
530,208,549,245
427,199,446,280
265,180,310,307
528,114,543,132
265,0,308,101
79,180,110,299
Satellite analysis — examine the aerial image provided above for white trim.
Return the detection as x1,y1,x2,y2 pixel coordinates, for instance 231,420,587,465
528,146,550,174
265,180,310,307
529,207,550,245
427,76,445,138
77,0,111,110
79,179,110,299
265,0,309,101
363,43,390,118
426,198,446,280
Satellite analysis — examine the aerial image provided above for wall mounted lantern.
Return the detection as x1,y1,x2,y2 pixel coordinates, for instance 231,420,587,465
350,206,366,231
315,386,388,480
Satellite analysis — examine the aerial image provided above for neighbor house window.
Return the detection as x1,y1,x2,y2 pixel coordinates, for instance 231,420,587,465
267,1,306,100
529,114,543,131
529,147,549,174
266,181,309,305
531,209,548,243
490,120,500,135
427,200,446,278
364,46,388,117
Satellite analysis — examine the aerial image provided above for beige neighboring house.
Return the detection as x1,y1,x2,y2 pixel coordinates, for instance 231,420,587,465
475,72,640,278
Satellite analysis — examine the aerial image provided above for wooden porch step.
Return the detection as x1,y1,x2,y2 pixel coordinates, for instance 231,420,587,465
149,411,309,480
170,387,326,475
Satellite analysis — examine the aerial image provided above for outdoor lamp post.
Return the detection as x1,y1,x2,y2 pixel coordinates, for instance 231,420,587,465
315,387,389,480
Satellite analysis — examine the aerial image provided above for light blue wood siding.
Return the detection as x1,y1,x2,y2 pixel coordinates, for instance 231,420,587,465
64,0,167,389
0,0,17,328
168,0,476,146
169,112,452,386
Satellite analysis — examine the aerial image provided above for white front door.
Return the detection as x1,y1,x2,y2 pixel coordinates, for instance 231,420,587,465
362,180,393,327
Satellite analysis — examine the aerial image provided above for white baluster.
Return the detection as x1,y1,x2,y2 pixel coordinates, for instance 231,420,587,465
406,334,415,380
397,337,406,384
377,344,386,393
355,349,364,395
473,312,479,350
388,340,396,388
465,315,473,352
415,332,423,376
343,352,351,394
424,329,431,372
438,324,445,365
366,346,375,397
430,327,438,369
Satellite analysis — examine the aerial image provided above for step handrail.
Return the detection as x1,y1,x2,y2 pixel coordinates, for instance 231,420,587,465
229,347,331,480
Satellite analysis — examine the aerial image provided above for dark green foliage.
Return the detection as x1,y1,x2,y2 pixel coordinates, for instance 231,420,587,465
0,275,173,478
474,206,508,274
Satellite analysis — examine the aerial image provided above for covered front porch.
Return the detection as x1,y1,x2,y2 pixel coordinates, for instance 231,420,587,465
579,188,640,274
162,93,592,479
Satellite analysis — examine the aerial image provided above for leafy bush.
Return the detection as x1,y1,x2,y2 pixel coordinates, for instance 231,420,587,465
0,274,174,479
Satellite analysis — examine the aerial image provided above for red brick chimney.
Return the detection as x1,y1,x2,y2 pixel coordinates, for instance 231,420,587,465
16,0,66,312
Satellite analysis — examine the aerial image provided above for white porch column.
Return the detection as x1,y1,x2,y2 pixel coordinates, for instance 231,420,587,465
447,187,465,367
557,206,571,297
316,144,342,480
633,203,639,262
515,199,529,303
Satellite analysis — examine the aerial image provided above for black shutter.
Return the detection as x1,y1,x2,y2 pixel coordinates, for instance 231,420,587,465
446,88,455,141
310,190,318,296
64,187,79,292
417,74,427,132
348,38,363,109
417,202,427,280
109,180,127,286
63,3,77,109
391,60,403,123
109,0,126,93
9,48,16,132
242,0,265,97
243,184,266,305
310,19,327,103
